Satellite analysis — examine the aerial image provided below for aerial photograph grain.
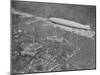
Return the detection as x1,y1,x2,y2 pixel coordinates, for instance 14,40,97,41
11,0,96,74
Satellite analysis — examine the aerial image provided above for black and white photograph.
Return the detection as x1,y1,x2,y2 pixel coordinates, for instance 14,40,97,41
11,0,96,74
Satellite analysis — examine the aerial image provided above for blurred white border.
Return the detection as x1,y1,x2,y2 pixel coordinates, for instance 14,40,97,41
0,0,99,75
